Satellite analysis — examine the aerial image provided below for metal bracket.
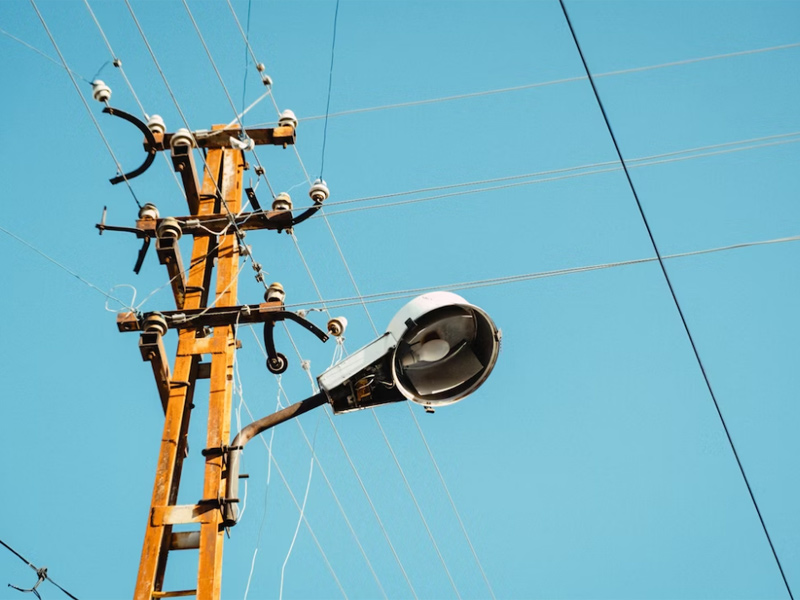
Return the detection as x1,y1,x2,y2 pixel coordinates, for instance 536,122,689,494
102,106,158,184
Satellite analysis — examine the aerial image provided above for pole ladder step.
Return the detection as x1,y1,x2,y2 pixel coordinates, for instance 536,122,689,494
152,590,196,598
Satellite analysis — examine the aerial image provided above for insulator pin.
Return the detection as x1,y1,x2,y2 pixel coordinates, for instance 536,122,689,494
92,80,111,103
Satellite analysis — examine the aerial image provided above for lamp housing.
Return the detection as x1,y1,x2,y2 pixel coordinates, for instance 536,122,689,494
318,292,500,414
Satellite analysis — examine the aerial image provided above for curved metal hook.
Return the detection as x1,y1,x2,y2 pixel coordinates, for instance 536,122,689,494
102,106,158,185
289,202,324,227
261,310,329,374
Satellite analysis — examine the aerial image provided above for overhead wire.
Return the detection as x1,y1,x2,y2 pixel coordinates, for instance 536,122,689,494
295,41,800,122
0,223,134,310
29,0,143,210
82,0,186,199
558,2,795,599
313,135,800,218
0,538,79,600
0,26,91,82
319,0,341,178
256,7,472,596
123,0,271,295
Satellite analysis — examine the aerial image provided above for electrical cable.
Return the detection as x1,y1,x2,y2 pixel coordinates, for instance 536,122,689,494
82,0,186,199
295,41,800,122
124,0,271,293
319,0,341,178
0,223,134,310
29,0,143,210
0,26,91,82
279,233,800,311
313,136,800,218
558,3,795,599
236,393,348,599
371,410,463,599
0,538,79,600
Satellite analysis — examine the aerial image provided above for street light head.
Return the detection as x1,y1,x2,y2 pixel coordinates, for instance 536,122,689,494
388,292,501,409
318,292,500,414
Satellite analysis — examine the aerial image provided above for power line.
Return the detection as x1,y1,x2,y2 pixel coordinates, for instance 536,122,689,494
319,0,341,178
82,0,186,199
314,136,800,218
558,3,795,599
0,223,133,309
0,538,79,600
295,41,800,122
277,234,800,312
0,26,91,82
29,0,143,210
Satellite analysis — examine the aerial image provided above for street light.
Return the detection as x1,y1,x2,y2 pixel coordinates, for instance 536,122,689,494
223,292,501,526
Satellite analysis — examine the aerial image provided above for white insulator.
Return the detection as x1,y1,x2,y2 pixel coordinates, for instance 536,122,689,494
138,203,160,221
229,135,255,152
278,109,297,129
171,128,196,149
309,178,329,203
261,73,273,86
265,282,286,304
157,217,182,240
92,80,111,103
327,317,348,338
272,192,292,212
143,312,168,336
256,62,266,72
147,114,166,135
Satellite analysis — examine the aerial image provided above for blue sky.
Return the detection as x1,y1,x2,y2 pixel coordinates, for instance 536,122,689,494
1,1,799,599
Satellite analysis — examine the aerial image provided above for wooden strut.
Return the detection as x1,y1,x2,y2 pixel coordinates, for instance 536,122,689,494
133,138,244,600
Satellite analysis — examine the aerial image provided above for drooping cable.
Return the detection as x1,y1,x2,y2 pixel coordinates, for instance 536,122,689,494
319,0,341,178
29,0,143,210
0,223,133,310
250,324,390,598
558,3,794,598
0,538,79,600
0,27,91,82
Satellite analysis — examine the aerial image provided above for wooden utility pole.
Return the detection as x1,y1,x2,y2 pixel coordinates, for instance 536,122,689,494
106,117,319,599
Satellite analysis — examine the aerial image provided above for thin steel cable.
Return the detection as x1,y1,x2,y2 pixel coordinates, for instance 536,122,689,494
181,0,278,202
296,41,800,122
82,0,185,198
0,538,79,600
124,0,269,289
237,394,348,599
278,234,800,311
315,131,800,210
405,406,497,599
319,0,341,178
315,137,800,218
0,26,91,82
559,3,794,599
248,327,391,599
29,0,143,210
239,0,253,118
0,223,133,309
370,411,462,599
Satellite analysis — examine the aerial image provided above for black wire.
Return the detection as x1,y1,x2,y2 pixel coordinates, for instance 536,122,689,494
0,538,80,600
319,0,341,179
557,3,794,599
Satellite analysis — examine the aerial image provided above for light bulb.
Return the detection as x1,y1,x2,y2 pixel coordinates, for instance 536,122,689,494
401,338,450,367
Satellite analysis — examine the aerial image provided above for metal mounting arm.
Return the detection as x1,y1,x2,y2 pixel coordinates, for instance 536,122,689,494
102,106,158,185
